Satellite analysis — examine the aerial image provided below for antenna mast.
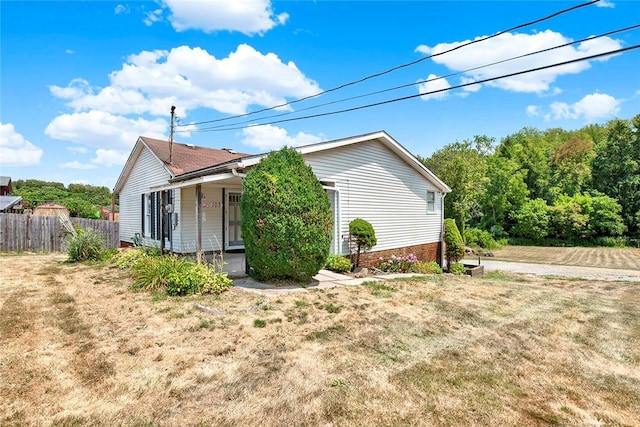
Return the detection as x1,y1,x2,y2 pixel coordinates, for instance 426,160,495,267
169,105,176,164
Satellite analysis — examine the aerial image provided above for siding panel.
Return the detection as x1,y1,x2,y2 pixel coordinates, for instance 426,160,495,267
119,148,171,246
304,140,443,255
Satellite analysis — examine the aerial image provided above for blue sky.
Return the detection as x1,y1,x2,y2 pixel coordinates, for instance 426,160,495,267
1,0,639,189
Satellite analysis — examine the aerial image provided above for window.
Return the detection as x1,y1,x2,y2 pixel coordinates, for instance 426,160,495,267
427,191,436,213
142,194,152,237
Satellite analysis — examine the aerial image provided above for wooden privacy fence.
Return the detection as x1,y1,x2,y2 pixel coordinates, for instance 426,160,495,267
0,213,119,252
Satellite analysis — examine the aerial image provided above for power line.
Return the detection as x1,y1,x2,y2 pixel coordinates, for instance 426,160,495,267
177,24,640,132
183,44,639,133
178,0,601,128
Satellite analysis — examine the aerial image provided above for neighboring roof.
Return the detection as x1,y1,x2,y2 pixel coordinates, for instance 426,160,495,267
171,131,452,193
113,136,249,193
0,195,22,211
0,176,11,186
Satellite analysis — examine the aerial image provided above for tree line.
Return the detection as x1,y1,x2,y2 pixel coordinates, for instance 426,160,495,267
13,180,116,219
419,114,640,247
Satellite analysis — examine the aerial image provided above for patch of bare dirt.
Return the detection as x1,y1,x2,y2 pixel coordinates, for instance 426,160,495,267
0,253,639,426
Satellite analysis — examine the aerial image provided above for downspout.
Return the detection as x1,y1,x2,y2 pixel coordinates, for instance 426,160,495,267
231,168,246,178
440,192,447,268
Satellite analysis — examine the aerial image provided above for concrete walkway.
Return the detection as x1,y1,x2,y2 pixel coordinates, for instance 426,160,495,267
232,268,421,297
221,252,429,296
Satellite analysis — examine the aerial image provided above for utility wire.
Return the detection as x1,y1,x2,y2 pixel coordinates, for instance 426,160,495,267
178,0,601,128
179,24,640,132
181,44,639,133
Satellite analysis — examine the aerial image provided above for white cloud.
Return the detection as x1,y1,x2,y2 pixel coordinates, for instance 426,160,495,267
160,0,288,35
596,0,615,8
66,146,89,154
114,4,129,15
526,105,540,117
417,74,451,101
60,161,96,170
416,30,622,94
49,44,319,116
91,149,130,167
45,110,167,150
460,76,481,93
0,123,43,166
143,9,163,26
65,49,74,55
547,93,620,121
241,124,323,150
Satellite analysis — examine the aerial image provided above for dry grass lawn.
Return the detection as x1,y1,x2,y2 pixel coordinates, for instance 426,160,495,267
491,246,640,271
1,253,639,426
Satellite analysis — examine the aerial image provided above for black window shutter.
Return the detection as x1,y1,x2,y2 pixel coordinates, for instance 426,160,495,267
150,193,156,239
155,191,162,240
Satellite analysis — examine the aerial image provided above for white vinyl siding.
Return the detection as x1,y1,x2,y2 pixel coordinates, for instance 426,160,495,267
119,147,172,246
304,140,443,255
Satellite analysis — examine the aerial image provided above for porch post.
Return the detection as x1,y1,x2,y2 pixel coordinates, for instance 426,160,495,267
195,184,203,263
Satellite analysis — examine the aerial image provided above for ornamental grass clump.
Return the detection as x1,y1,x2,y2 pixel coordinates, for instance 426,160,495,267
65,229,107,262
131,255,232,296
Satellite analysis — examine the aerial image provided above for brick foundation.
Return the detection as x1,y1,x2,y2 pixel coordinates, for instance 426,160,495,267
120,241,134,248
356,242,441,268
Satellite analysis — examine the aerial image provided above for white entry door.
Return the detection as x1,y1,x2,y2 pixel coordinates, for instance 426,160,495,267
226,192,244,250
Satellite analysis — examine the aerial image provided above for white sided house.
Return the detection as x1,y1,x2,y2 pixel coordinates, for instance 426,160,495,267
114,131,451,267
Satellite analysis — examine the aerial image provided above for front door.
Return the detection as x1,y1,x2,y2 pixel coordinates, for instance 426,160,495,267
226,192,243,250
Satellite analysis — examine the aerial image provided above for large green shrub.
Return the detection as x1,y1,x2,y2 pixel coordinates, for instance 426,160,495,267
349,218,377,267
463,227,501,250
66,229,106,262
444,218,465,267
241,147,333,282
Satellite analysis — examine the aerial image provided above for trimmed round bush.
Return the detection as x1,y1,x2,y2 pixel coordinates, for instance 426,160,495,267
241,147,333,282
444,218,465,267
349,218,377,267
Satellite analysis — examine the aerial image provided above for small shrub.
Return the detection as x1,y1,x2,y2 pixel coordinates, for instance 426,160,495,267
444,219,465,266
66,229,106,262
349,218,377,267
253,319,266,328
325,254,352,273
112,248,148,270
449,262,466,275
376,253,418,273
415,261,443,274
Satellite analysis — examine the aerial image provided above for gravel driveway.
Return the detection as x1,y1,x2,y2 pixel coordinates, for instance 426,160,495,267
468,259,640,282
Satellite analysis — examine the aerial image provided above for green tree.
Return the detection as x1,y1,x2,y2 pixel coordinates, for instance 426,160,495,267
550,136,595,196
510,199,550,241
240,147,333,282
420,136,490,233
480,155,529,235
591,115,640,236
497,127,555,202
